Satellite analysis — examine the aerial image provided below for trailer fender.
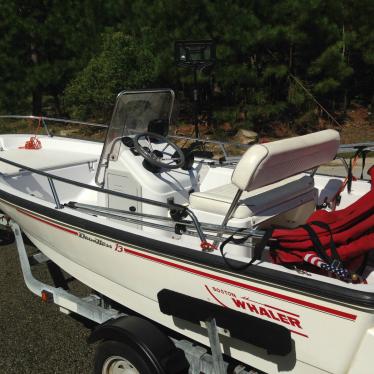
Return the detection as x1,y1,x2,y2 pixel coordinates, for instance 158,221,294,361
88,316,189,374
158,289,292,356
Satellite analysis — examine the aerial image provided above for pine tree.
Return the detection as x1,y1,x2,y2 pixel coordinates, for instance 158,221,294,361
0,0,103,115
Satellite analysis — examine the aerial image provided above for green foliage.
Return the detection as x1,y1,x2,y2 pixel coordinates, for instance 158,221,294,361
247,102,289,129
293,110,320,134
288,80,309,107
64,32,159,120
0,0,104,115
213,109,236,124
0,0,373,129
308,42,353,97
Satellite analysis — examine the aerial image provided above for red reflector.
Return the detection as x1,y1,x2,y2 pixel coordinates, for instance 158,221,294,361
41,290,53,303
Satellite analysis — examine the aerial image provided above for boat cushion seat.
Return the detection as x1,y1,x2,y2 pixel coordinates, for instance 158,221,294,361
231,129,339,192
0,149,97,176
189,174,314,219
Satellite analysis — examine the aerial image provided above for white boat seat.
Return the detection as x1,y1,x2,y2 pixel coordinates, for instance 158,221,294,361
190,174,314,219
0,149,97,176
231,129,340,192
191,130,339,225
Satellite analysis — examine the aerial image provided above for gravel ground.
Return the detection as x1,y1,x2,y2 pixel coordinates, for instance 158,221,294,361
0,243,96,374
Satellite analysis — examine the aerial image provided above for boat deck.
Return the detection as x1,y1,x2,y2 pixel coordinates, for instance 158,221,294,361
0,148,98,176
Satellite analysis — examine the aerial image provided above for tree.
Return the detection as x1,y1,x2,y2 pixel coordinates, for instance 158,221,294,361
346,0,374,106
0,0,103,115
1,0,373,127
64,31,159,120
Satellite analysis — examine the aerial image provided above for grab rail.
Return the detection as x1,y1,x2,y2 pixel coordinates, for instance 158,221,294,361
0,155,212,242
0,156,185,211
0,115,108,138
0,115,108,128
0,115,250,166
1,115,372,153
0,155,265,245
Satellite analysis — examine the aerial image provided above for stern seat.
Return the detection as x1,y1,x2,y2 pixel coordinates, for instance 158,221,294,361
189,130,340,226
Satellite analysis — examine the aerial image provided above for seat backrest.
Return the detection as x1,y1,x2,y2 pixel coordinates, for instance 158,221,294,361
231,129,340,192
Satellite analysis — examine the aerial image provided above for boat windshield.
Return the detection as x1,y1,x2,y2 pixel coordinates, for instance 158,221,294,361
95,89,175,185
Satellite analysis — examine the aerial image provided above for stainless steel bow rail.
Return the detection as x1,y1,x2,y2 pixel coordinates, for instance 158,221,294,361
0,115,248,159
2,218,257,374
1,115,372,153
0,115,108,132
2,114,371,171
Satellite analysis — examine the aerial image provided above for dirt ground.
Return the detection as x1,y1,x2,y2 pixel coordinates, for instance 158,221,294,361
339,105,374,144
175,104,373,147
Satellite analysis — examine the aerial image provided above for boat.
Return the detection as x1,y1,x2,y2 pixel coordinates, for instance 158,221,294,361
0,88,373,374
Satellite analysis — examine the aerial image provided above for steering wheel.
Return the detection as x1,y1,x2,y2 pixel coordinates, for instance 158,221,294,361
133,132,185,170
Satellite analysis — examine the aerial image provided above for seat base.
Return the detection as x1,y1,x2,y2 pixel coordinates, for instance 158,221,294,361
190,174,315,220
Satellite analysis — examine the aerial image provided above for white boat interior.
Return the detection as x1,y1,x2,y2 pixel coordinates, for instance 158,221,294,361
0,89,372,292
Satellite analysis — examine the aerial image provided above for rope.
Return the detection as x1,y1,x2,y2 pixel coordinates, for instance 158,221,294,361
200,240,218,251
265,49,343,128
288,73,343,128
19,116,42,150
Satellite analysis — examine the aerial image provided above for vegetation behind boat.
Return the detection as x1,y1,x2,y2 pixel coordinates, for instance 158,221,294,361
0,1,374,140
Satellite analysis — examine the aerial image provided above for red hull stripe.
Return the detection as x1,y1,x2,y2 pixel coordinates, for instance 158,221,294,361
234,297,300,318
204,286,306,337
124,248,356,321
20,209,357,321
18,208,78,236
204,285,228,308
289,330,309,338
263,304,300,318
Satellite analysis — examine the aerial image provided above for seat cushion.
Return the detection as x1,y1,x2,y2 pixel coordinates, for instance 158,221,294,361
231,129,339,191
190,174,314,219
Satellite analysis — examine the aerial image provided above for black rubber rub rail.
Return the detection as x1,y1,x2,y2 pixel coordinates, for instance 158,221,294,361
157,289,292,356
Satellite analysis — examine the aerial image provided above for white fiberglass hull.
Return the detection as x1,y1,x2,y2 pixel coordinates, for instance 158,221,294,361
0,195,373,374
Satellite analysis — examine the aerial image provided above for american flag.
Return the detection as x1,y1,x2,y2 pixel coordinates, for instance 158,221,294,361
303,254,350,278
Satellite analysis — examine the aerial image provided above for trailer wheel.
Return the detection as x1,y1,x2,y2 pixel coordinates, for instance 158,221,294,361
94,340,157,374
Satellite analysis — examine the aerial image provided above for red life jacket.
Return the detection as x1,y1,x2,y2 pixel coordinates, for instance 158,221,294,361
272,166,374,266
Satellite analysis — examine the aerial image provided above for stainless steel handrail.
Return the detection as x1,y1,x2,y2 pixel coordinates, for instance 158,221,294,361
70,201,264,239
0,155,185,211
0,115,250,162
0,154,265,246
0,115,108,135
338,142,374,152
95,136,127,187
47,178,63,209
168,133,251,159
0,155,212,242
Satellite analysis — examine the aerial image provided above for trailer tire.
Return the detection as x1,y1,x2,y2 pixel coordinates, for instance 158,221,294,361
94,340,157,374
89,316,189,374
